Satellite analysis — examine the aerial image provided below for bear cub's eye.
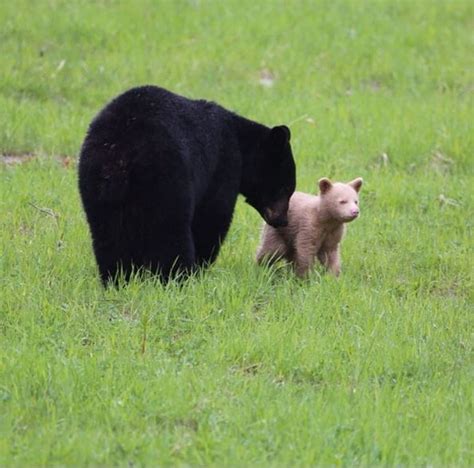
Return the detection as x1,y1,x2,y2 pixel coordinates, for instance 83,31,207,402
339,200,348,204
354,200,359,205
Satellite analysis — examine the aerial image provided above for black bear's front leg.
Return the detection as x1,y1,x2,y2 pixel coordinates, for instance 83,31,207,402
192,203,234,267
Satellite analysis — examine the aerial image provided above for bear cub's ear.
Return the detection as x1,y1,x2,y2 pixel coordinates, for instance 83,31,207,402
268,125,291,148
349,177,363,192
318,177,333,194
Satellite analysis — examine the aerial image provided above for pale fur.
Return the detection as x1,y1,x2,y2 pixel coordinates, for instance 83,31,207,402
256,177,363,277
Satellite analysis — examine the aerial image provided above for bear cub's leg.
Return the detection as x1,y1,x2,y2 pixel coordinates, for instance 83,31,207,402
293,233,321,278
317,227,344,277
320,245,341,276
256,225,289,266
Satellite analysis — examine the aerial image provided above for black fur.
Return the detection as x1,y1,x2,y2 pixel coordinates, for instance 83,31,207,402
78,85,296,285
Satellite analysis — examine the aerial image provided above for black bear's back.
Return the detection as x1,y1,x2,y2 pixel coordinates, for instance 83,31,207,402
79,86,229,205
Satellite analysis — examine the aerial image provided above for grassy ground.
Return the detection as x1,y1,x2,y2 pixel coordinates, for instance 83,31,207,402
1,0,473,465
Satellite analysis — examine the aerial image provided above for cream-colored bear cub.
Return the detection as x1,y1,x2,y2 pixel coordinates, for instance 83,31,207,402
256,177,363,277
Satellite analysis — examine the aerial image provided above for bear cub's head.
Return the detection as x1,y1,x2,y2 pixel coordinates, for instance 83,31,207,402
318,177,363,223
246,125,296,228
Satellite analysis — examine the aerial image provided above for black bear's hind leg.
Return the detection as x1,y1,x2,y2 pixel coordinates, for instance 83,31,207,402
84,205,134,287
90,223,135,287
144,227,196,282
96,254,133,287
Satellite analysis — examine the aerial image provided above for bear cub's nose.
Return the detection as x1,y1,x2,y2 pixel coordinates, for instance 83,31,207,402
351,208,359,216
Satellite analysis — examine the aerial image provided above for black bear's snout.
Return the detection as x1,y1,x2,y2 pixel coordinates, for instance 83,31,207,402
264,205,289,228
268,216,288,228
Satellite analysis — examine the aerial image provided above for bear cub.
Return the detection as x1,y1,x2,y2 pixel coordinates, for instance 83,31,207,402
256,177,363,277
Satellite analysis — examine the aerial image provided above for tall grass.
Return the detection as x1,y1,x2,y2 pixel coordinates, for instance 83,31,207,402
1,0,473,465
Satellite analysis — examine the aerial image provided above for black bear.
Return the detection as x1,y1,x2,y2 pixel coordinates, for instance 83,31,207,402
78,85,296,285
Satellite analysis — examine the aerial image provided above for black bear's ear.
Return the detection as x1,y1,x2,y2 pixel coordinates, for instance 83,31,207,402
268,125,291,148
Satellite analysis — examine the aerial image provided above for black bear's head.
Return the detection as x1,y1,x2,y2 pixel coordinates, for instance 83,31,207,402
246,125,296,227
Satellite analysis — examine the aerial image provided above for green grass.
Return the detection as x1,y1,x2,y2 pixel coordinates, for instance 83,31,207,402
1,0,473,465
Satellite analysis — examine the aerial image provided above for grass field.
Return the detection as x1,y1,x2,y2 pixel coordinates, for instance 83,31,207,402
1,0,473,465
